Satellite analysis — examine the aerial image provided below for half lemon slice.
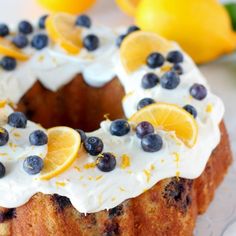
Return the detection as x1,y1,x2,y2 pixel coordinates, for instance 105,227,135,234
40,127,81,180
130,103,198,147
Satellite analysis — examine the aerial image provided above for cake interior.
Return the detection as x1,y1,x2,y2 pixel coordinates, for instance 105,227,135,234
17,76,125,131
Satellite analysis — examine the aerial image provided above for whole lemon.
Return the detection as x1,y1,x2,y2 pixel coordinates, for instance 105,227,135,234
38,0,96,14
135,0,236,63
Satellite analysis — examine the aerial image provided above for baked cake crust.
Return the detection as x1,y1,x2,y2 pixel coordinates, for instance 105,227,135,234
0,122,231,236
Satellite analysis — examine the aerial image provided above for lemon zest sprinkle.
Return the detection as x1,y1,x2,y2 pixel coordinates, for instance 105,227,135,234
206,103,213,113
111,197,116,202
88,176,93,181
84,162,96,169
119,187,126,192
120,154,131,169
38,55,45,62
56,181,66,187
74,166,81,172
13,132,21,138
96,175,103,181
143,169,151,183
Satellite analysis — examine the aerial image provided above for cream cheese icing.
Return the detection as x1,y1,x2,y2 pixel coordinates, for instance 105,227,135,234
0,24,224,213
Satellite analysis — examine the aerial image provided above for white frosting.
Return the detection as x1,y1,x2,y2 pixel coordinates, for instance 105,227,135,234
0,24,224,213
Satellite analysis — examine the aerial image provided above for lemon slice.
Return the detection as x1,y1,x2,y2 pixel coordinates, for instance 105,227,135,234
120,31,172,73
115,0,140,16
40,127,81,180
0,38,29,60
130,103,198,147
46,13,82,54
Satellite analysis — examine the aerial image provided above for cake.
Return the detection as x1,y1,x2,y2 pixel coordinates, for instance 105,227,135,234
0,13,232,236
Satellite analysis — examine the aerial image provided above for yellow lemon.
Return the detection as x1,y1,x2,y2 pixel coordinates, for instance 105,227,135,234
130,103,198,147
116,0,141,16
136,0,236,63
120,31,172,73
40,127,81,180
0,37,29,61
46,13,82,54
38,0,96,14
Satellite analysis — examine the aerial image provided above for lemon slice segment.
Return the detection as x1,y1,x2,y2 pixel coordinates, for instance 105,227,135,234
120,31,172,73
46,13,82,54
130,103,198,147
40,127,81,180
0,38,29,60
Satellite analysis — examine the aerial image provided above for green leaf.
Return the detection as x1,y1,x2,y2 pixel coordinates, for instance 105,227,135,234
224,3,236,31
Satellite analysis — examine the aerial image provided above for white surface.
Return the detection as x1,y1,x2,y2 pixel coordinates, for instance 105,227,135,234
0,0,235,235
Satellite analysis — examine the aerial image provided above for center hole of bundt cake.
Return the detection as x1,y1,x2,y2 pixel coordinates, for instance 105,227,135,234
17,77,125,131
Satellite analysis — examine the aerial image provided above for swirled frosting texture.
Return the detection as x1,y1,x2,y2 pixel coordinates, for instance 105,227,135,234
0,26,224,213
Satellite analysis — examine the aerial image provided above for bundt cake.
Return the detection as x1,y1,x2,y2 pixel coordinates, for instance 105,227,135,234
0,13,232,236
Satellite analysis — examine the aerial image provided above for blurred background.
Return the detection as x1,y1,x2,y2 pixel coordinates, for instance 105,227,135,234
0,0,236,235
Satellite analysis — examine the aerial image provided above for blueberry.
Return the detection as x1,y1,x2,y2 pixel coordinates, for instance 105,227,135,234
0,128,9,146
96,152,116,172
141,133,163,152
160,71,180,89
146,52,165,69
31,34,48,50
76,129,87,142
183,105,197,118
136,121,154,139
116,34,126,47
0,162,6,178
0,23,9,37
110,119,130,136
29,130,48,146
84,136,103,156
172,64,183,75
12,34,28,48
0,57,17,71
76,15,91,28
142,73,159,89
18,20,33,34
127,25,140,34
189,83,207,100
137,98,155,110
83,34,99,51
38,15,48,29
23,155,44,175
166,50,184,63
8,112,27,128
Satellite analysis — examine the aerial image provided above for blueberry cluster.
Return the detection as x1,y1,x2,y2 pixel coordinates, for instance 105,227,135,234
116,25,140,47
0,112,48,177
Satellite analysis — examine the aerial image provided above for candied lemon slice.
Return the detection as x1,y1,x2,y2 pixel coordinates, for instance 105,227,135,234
115,0,140,16
40,127,81,180
46,13,82,54
129,103,198,147
120,31,172,73
0,38,29,60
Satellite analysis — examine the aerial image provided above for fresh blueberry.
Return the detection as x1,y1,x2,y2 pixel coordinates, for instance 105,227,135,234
166,50,184,63
172,64,183,75
146,52,165,69
38,15,48,29
136,121,154,139
0,23,9,37
127,25,140,34
83,34,99,51
31,34,48,50
190,83,207,100
76,129,87,142
110,119,130,136
0,57,17,71
137,98,155,110
116,34,126,47
141,73,159,89
23,155,44,175
12,34,28,48
8,112,27,128
84,136,103,156
0,162,6,178
0,128,9,146
183,105,197,118
18,20,33,34
29,130,48,146
141,133,163,152
96,152,116,172
160,71,180,89
76,15,91,28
